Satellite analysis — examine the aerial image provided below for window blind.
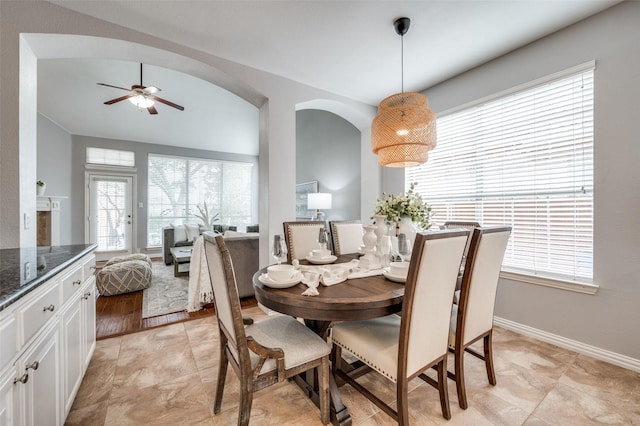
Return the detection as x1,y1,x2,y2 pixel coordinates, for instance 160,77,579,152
146,154,254,247
86,147,135,167
406,66,594,281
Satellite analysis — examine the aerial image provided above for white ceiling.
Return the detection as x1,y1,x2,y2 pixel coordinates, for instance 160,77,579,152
40,0,620,153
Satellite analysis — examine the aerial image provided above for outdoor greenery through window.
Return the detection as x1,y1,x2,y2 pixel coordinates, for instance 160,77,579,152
406,63,594,282
147,154,253,247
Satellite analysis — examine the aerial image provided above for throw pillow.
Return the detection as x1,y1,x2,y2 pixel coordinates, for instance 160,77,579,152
171,224,188,242
185,223,201,241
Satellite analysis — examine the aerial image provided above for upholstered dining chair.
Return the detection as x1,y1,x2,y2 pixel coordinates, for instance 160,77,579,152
283,221,327,262
331,229,470,424
448,226,511,410
444,220,481,298
202,233,330,425
329,220,363,255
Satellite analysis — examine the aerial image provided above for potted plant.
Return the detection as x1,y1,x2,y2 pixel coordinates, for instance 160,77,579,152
193,202,220,230
372,182,432,230
36,180,46,196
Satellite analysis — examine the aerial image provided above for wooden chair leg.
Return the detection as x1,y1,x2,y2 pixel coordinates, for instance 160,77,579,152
319,356,330,425
484,331,496,385
214,340,228,414
455,345,468,409
396,376,410,426
437,357,451,420
238,372,254,426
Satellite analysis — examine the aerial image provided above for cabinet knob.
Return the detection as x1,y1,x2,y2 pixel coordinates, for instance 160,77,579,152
73,279,81,286
82,292,92,300
42,304,55,312
26,361,39,371
89,265,97,270
13,373,28,385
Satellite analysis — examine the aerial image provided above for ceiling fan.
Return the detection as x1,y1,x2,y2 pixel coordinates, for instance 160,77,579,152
97,63,184,115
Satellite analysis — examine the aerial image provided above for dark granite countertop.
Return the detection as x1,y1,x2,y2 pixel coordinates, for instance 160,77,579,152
0,244,97,312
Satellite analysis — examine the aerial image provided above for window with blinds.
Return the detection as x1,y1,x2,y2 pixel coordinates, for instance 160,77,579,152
406,64,594,282
146,154,254,247
86,147,135,167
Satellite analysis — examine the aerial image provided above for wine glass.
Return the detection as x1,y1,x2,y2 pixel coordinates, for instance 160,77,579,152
271,235,288,265
397,233,412,263
379,234,392,268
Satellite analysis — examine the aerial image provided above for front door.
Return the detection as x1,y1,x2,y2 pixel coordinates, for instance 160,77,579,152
87,175,134,261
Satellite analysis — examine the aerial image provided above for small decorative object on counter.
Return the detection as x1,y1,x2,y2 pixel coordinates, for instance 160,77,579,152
36,180,46,196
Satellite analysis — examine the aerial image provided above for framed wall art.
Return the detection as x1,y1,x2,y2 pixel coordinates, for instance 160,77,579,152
295,180,318,220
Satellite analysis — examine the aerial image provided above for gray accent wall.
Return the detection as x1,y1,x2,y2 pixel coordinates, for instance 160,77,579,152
420,2,640,360
296,109,361,222
37,114,73,245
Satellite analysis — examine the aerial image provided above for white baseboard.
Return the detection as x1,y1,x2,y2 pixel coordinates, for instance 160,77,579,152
493,316,640,373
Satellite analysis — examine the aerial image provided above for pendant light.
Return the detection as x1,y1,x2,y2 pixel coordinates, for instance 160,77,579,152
371,17,437,167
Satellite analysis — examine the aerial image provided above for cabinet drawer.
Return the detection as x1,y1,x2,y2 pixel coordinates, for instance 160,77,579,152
18,281,59,346
82,255,96,282
60,265,83,306
0,315,16,368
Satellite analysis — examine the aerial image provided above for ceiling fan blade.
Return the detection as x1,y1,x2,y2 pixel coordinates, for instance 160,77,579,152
97,83,131,91
104,94,133,105
144,86,161,94
151,96,184,111
147,105,158,115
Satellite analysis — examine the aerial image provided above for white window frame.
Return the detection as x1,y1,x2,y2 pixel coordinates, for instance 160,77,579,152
407,61,598,294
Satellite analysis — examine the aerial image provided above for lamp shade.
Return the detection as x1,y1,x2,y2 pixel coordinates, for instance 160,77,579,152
307,193,332,210
371,92,437,167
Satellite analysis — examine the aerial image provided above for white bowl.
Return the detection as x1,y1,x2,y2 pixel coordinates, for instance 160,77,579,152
310,248,332,259
267,264,296,282
389,261,409,277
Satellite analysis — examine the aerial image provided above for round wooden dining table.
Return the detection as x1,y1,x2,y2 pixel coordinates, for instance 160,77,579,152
252,255,405,426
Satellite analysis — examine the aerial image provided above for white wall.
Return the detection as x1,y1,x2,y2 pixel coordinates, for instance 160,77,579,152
421,2,640,361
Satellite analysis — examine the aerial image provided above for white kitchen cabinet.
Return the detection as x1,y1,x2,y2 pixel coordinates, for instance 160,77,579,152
14,323,60,426
0,368,17,426
60,274,96,418
0,249,96,426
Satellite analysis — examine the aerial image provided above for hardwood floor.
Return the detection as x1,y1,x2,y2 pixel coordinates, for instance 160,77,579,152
94,260,258,339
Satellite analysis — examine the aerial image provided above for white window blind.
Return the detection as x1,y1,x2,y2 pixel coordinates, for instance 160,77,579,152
86,147,135,167
406,65,594,282
147,154,254,247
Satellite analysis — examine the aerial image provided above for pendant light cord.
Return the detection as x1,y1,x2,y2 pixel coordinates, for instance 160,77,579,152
401,34,404,93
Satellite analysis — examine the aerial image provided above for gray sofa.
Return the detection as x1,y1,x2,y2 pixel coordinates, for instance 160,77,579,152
162,226,258,298
163,224,238,264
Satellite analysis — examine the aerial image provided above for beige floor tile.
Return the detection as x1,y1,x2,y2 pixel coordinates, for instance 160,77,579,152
111,339,199,399
560,354,640,415
65,400,109,426
105,372,212,425
532,382,639,425
68,314,639,426
119,322,189,353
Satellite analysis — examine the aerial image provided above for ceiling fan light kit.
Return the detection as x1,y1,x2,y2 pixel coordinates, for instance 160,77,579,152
371,17,437,168
98,63,184,115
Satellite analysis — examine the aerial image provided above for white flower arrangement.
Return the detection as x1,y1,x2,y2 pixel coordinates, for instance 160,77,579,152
372,182,432,229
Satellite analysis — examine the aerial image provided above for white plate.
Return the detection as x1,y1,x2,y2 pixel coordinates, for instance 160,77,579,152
383,271,407,283
258,271,302,288
305,255,337,265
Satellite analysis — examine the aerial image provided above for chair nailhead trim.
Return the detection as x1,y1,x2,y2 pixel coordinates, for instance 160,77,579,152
333,341,397,382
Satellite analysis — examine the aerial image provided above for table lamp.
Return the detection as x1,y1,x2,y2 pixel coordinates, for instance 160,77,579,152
308,193,332,221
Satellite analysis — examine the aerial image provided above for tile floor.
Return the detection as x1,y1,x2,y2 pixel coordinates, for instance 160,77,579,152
66,306,640,425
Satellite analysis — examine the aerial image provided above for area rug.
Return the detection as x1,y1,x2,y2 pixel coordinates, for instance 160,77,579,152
142,261,189,318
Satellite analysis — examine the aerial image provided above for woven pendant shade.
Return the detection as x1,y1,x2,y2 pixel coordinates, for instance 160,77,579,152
371,92,437,167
